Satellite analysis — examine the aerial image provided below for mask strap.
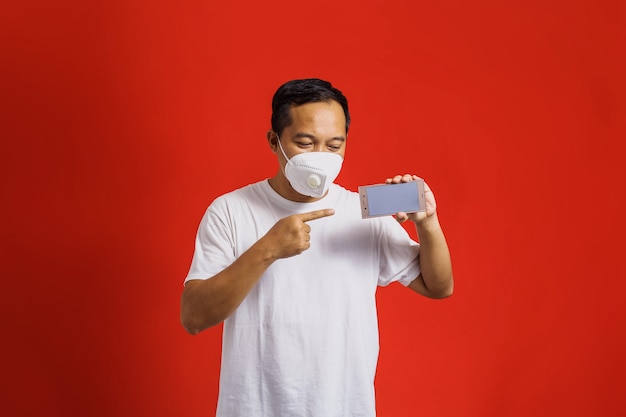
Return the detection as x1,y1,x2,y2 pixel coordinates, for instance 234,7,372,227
275,134,291,163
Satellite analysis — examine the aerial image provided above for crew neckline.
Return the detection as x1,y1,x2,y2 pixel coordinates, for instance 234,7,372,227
261,179,339,212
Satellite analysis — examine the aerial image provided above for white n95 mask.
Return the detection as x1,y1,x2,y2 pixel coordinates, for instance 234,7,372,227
276,137,343,198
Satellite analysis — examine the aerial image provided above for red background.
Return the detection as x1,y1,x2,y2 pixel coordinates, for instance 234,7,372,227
1,1,625,416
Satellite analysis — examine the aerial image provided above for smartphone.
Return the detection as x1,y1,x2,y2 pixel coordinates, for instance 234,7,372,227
358,180,426,219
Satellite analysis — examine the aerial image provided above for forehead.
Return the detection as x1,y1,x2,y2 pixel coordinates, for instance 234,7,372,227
287,100,346,134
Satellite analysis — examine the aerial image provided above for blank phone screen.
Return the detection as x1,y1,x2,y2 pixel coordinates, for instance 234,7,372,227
366,182,421,216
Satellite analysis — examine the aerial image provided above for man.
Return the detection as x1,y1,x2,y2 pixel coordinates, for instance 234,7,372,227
180,78,453,416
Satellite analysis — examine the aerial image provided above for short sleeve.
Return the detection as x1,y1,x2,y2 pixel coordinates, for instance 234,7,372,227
184,202,236,285
377,217,421,287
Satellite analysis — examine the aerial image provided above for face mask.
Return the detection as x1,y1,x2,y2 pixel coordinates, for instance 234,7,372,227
276,136,343,198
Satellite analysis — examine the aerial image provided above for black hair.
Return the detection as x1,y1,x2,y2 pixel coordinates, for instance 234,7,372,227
271,78,350,136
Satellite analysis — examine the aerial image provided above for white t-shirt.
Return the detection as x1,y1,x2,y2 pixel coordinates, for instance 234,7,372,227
186,180,421,417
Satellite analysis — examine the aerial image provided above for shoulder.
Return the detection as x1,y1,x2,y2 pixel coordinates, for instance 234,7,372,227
194,181,268,235
210,180,268,209
329,183,359,203
194,181,269,229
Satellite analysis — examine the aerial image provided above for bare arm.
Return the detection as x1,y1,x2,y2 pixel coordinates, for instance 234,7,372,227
180,209,335,335
386,174,454,299
180,241,276,334
407,212,454,298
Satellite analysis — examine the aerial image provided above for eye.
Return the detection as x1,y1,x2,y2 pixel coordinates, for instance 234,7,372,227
327,143,343,151
296,142,313,148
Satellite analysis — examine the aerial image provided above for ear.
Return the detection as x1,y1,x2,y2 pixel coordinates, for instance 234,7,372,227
267,130,279,152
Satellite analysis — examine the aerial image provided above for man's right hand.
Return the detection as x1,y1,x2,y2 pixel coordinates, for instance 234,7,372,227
181,208,336,333
261,209,335,259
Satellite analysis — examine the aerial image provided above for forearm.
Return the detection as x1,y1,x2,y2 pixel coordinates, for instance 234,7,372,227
413,213,454,298
180,240,277,334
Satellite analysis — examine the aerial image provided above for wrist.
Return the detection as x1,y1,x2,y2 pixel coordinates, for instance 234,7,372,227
413,212,441,234
250,237,280,265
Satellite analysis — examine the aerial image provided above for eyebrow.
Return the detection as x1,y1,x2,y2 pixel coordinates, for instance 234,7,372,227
292,132,346,142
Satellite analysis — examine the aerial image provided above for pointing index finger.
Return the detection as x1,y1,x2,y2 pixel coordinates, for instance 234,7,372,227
300,209,335,222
